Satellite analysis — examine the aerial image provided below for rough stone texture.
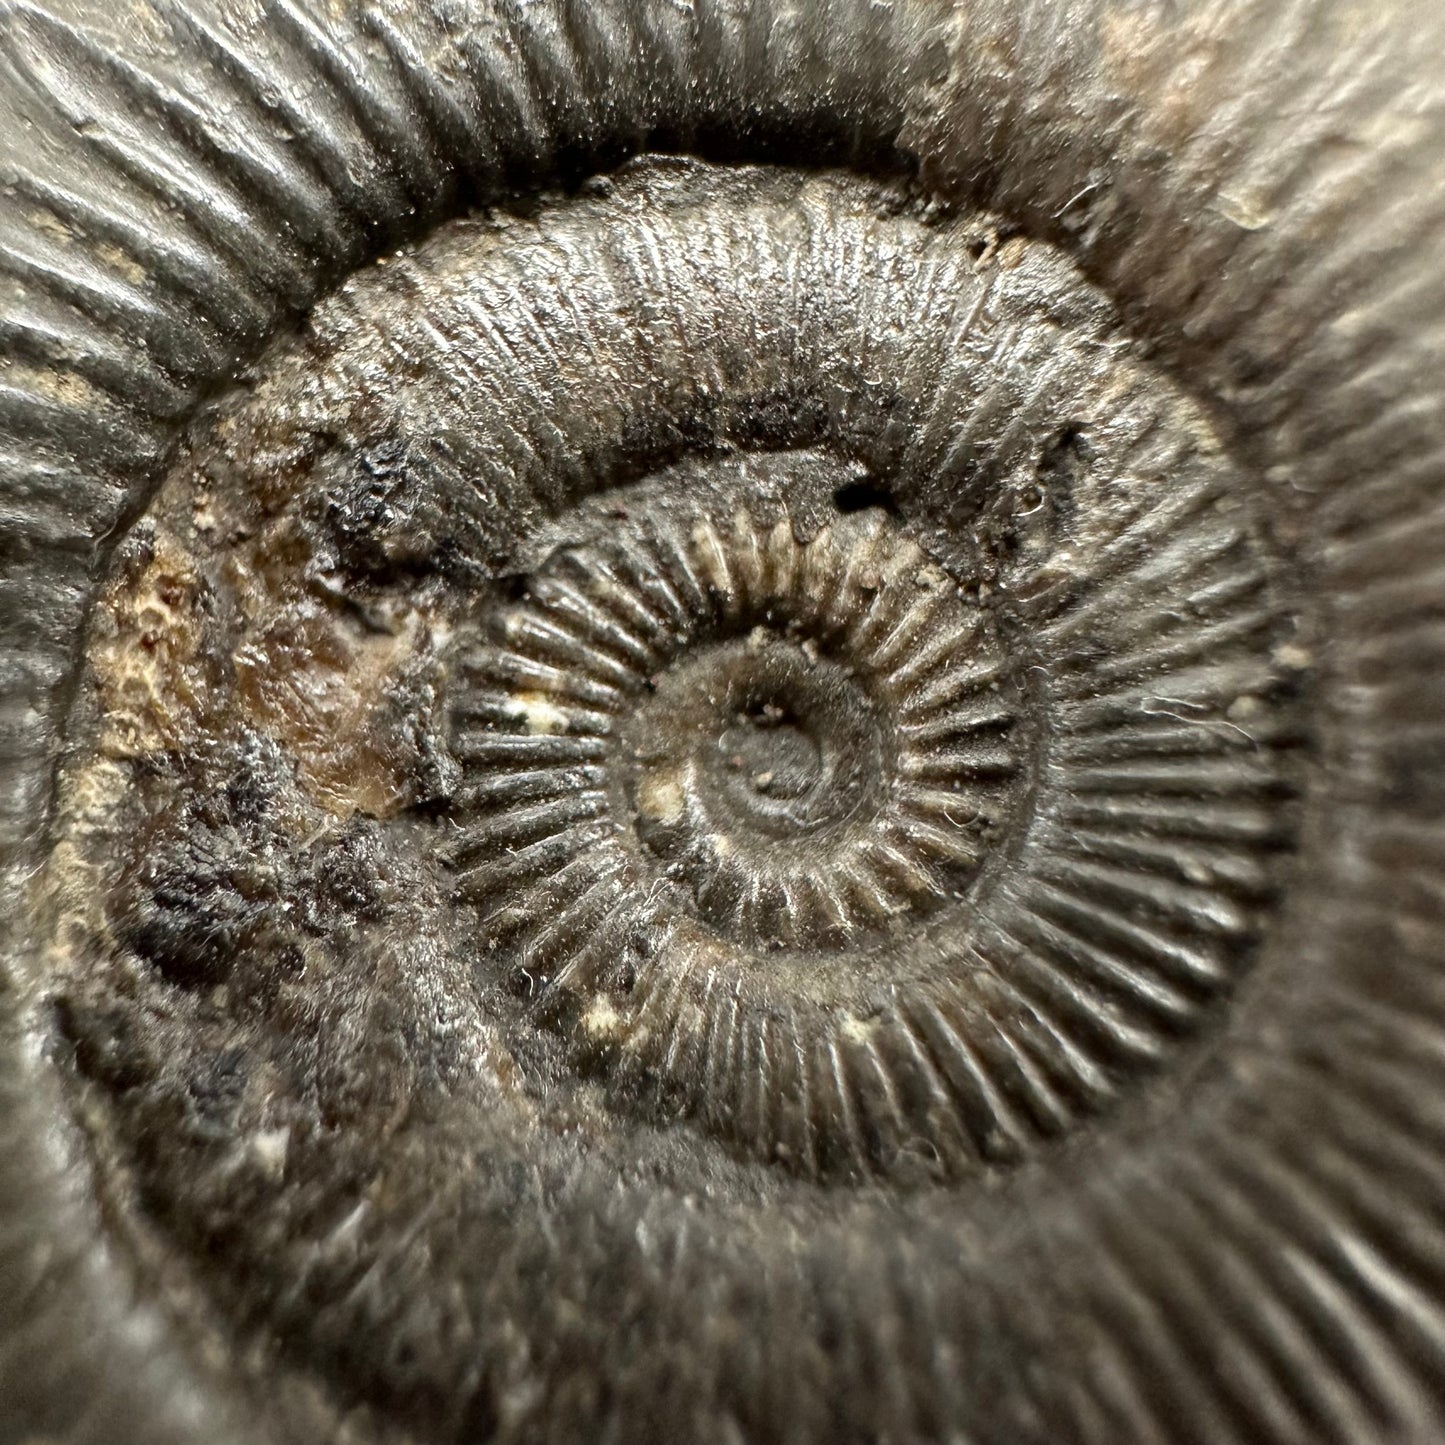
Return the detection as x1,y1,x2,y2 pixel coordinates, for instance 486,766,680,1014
2,3,1445,1444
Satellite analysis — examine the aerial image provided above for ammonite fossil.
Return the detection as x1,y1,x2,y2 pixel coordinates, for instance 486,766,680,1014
1,2,1443,1443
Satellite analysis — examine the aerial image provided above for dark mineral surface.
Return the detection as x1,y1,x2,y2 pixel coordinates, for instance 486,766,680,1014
2,4,1444,1444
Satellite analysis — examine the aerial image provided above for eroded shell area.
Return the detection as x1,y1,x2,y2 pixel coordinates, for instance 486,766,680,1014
33,160,1308,1435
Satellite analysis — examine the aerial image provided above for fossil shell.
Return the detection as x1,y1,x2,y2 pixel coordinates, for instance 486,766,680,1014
1,3,1444,1444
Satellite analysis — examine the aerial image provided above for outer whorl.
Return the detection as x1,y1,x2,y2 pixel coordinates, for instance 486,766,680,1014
1,4,1443,1445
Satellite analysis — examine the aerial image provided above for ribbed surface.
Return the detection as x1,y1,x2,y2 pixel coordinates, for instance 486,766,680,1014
0,3,938,1438
2,1,1444,1442
456,506,1011,936
372,167,1296,1187
413,154,1301,1185
0,0,937,869
453,497,1024,1177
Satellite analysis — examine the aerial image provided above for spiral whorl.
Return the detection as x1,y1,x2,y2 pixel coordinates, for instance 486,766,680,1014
457,499,1012,946
2,4,1444,1445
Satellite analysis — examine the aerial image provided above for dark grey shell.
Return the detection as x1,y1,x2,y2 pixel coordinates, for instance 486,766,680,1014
2,3,1444,1444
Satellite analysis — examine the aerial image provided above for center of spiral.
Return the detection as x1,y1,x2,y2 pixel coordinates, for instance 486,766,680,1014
631,633,885,841
714,650,856,813
451,481,1022,961
722,705,819,803
623,632,892,940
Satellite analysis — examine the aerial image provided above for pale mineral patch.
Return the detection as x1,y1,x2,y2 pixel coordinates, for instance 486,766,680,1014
512,692,569,736
638,771,686,824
